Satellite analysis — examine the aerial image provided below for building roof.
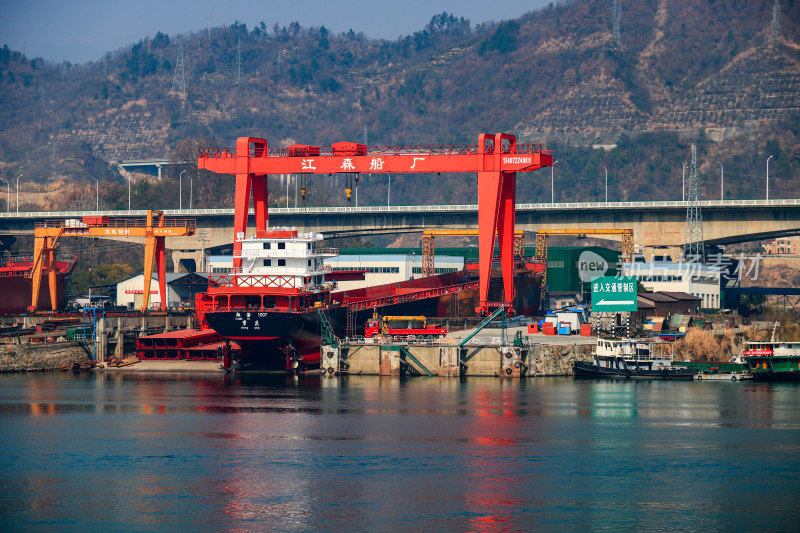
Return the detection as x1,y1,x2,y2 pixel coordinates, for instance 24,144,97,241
636,296,657,309
638,292,679,303
660,291,702,301
118,272,209,284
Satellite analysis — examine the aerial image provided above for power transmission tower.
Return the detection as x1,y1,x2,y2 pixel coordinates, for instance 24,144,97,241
770,0,781,45
611,0,622,50
235,38,242,83
171,36,186,95
684,144,705,263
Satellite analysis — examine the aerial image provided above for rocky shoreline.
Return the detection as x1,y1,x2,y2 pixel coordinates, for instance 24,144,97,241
0,342,91,372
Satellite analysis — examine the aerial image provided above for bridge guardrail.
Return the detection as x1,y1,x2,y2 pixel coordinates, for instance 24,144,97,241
1,199,799,219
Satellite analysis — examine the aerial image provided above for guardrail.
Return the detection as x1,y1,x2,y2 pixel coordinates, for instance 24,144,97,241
2,199,799,219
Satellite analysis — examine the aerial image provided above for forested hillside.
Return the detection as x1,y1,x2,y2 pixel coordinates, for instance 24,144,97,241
1,0,799,212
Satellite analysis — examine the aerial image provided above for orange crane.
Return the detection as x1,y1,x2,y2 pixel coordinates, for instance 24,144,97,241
29,211,196,313
420,229,526,277
198,133,553,314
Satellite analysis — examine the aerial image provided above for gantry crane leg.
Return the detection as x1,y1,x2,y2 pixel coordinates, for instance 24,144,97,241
497,171,516,305
29,236,46,313
477,170,516,313
232,137,269,271
29,231,62,312
47,246,57,311
141,235,167,313
477,171,502,313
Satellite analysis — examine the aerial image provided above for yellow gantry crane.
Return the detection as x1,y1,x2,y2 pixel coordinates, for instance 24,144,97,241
29,210,196,313
421,229,525,277
534,228,634,289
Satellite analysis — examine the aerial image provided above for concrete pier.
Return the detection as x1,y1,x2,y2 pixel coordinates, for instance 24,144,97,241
0,313,195,363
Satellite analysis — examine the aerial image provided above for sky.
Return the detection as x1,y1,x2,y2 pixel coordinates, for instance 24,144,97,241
0,0,554,64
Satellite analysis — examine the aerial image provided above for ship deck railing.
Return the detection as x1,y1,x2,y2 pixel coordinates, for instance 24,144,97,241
235,248,338,258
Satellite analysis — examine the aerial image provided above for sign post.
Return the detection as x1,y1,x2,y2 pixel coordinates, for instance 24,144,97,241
591,276,638,313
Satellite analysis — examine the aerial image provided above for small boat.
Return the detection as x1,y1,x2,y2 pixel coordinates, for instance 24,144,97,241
573,337,698,380
742,333,800,382
695,369,752,381
673,356,752,381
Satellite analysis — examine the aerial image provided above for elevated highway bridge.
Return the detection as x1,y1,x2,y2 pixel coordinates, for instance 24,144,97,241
1,199,799,269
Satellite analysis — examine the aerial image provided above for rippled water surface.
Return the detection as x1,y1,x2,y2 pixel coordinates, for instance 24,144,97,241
1,372,799,532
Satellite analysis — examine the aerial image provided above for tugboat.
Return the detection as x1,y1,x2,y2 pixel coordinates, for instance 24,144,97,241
573,338,698,380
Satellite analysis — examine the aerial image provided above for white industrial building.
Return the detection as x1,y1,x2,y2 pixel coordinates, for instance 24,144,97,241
622,261,721,310
115,273,208,310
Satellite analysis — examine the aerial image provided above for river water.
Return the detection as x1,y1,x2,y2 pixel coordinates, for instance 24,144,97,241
1,372,799,532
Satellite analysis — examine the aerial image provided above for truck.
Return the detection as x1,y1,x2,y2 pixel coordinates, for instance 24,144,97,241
364,315,447,341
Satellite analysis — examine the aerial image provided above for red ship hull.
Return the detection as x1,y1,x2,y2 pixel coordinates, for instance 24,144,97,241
0,258,76,314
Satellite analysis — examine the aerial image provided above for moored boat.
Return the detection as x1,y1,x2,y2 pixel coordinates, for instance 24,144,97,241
742,339,800,381
574,337,698,380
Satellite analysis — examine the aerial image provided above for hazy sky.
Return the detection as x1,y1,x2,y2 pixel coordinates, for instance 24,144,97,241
0,0,554,64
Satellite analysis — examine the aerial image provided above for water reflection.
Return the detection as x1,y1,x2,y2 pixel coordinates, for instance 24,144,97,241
1,373,799,531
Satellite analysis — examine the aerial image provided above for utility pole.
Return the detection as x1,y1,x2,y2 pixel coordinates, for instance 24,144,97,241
0,179,8,212
16,174,23,212
611,0,622,50
682,161,686,202
603,165,608,202
180,170,186,209
770,0,781,45
767,155,773,200
235,38,242,83
171,36,186,95
684,144,704,263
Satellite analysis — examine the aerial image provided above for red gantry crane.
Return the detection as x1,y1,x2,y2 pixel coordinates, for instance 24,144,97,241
198,133,553,314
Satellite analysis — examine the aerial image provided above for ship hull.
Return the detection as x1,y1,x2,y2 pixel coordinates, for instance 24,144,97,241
204,269,541,370
0,273,71,314
573,361,697,380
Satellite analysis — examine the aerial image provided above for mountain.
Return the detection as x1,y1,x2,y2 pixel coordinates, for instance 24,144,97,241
0,0,799,212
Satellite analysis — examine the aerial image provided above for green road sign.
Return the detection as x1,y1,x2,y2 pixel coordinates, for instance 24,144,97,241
591,276,638,312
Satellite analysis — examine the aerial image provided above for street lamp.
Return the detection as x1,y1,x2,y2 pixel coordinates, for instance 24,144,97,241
91,176,99,210
551,160,559,203
387,174,391,206
766,155,773,200
0,179,8,212
603,165,608,203
189,174,193,209
682,161,685,202
16,173,22,212
718,162,723,201
179,170,186,209
127,175,131,210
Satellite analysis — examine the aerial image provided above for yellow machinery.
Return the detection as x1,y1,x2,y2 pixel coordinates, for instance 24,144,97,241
421,230,525,277
29,210,196,313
